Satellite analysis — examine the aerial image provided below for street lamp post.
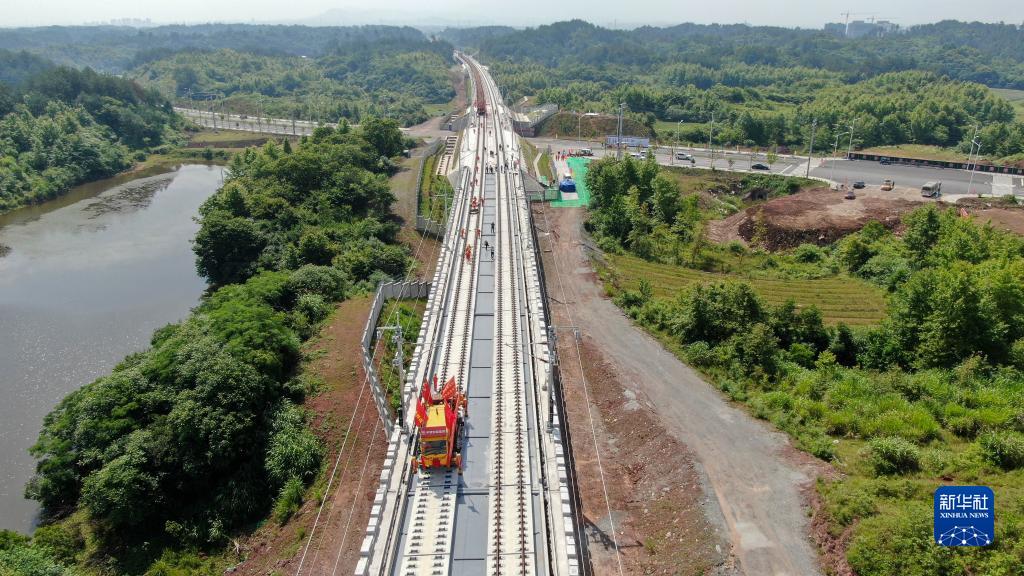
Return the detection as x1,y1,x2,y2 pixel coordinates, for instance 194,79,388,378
966,125,982,196
831,130,849,187
805,118,817,178
707,112,715,167
846,121,856,160
673,119,684,166
616,103,625,160
576,110,582,149
968,143,983,196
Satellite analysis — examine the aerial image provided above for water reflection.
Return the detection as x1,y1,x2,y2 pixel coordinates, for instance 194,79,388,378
0,164,221,532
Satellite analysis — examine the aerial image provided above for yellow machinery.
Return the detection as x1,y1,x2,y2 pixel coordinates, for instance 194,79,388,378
412,377,467,472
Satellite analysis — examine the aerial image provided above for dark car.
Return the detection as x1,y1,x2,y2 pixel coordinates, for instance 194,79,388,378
751,163,769,170
853,181,866,189
879,157,892,165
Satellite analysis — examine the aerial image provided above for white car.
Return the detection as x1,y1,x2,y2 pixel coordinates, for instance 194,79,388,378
676,152,694,161
630,152,644,159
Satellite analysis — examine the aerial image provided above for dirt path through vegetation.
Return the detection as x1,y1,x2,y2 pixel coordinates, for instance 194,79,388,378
535,204,828,576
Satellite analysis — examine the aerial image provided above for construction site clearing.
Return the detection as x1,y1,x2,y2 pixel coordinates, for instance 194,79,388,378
707,184,1024,251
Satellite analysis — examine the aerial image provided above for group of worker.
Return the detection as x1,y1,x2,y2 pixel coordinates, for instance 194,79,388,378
461,222,498,262
463,242,496,262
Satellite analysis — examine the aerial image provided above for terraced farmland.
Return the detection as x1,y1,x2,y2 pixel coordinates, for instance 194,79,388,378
604,253,887,325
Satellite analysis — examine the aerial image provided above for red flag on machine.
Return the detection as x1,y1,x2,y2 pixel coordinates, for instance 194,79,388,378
441,376,457,402
421,378,434,405
415,396,428,426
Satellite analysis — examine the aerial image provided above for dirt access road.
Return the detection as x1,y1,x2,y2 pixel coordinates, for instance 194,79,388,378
536,204,828,576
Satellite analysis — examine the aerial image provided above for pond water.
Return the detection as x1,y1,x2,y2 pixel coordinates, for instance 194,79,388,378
0,164,222,532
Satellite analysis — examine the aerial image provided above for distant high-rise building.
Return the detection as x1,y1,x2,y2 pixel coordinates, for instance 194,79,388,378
824,22,846,36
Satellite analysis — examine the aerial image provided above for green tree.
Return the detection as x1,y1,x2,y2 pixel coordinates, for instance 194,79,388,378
916,263,1006,367
264,402,323,487
732,322,780,376
80,434,159,529
902,205,940,263
360,116,403,158
193,212,267,285
674,281,766,345
298,227,335,265
651,175,681,224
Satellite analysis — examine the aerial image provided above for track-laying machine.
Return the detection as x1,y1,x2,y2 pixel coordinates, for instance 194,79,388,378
412,376,467,472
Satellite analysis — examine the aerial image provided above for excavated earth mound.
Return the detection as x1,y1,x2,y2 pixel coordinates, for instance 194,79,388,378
708,187,927,250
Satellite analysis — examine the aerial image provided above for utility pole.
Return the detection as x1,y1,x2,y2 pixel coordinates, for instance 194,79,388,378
576,110,581,149
707,112,715,168
256,96,262,134
376,325,405,390
616,102,625,160
674,119,684,165
831,130,849,187
847,121,856,160
805,118,817,178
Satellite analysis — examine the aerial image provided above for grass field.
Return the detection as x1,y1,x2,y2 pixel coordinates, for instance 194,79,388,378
423,103,451,117
603,252,887,325
859,144,975,163
188,128,283,146
418,148,453,221
992,87,1024,121
537,152,555,183
521,140,540,179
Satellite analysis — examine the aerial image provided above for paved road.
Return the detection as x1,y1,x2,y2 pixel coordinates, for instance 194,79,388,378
537,204,827,576
530,137,805,173
811,159,1022,199
530,137,1023,199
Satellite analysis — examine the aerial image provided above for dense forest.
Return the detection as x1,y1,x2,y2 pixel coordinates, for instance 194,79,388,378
132,37,456,126
445,20,1024,161
0,120,408,575
0,24,433,72
591,155,1024,574
0,24,459,128
442,20,1024,88
0,51,182,213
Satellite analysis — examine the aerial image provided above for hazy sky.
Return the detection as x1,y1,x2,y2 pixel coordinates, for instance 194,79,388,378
1,0,1020,28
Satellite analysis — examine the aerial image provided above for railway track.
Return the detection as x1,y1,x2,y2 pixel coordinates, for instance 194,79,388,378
485,74,535,576
364,52,581,576
396,104,486,576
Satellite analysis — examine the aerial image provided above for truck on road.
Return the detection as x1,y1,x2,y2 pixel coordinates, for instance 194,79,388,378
921,181,942,197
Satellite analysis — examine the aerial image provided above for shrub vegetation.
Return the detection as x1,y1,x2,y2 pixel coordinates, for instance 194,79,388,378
594,155,1024,571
